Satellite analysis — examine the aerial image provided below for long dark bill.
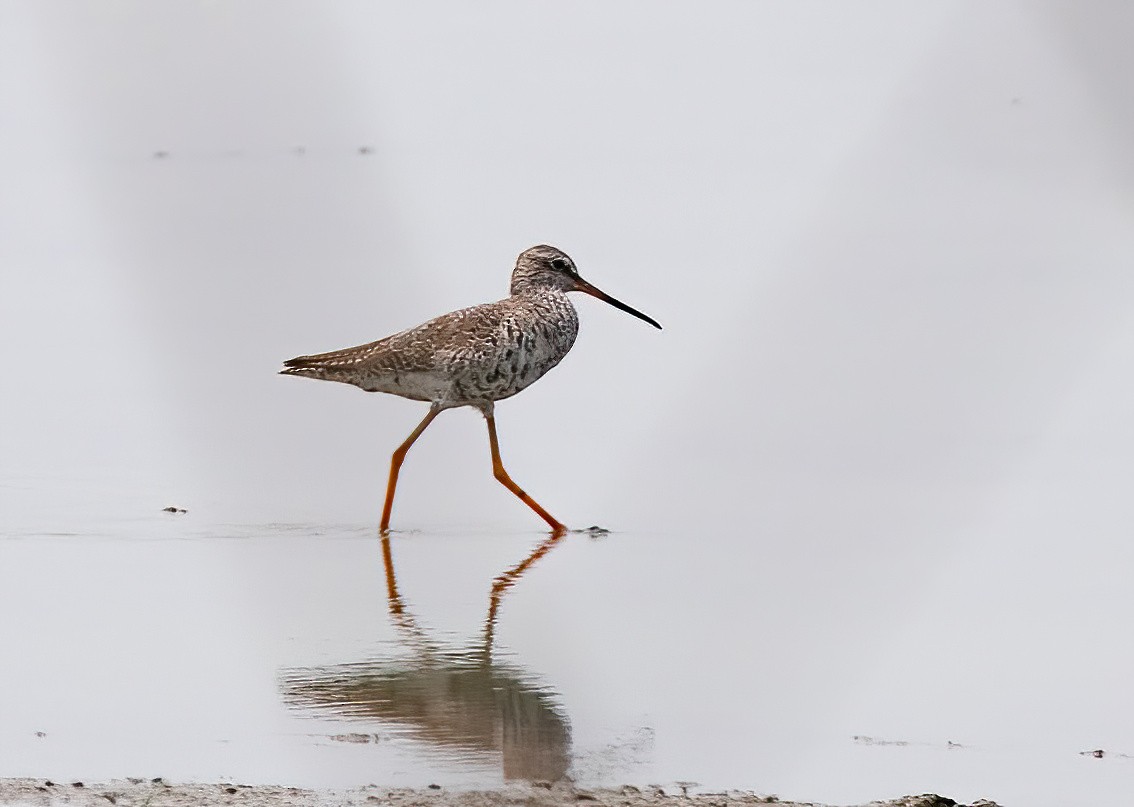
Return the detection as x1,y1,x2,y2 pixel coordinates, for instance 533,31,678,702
574,278,662,330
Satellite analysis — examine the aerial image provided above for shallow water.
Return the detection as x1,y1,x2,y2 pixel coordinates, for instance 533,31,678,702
2,476,1132,805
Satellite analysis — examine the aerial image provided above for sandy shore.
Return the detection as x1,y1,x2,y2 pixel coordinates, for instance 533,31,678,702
0,778,1001,807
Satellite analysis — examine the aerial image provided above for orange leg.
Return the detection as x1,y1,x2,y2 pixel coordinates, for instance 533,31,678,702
380,406,441,532
485,413,566,532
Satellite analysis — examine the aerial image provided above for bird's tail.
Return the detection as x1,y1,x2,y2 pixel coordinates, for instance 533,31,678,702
280,337,390,384
279,352,359,384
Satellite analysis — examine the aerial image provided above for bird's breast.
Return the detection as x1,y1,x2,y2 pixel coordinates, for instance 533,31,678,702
447,292,579,405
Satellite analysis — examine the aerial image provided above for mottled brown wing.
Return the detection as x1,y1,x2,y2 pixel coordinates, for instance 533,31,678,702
280,300,513,377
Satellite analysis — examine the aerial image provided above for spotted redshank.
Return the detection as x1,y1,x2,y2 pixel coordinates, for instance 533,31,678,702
280,245,661,532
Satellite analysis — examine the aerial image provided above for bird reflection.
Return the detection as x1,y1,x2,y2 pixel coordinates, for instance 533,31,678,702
280,531,570,781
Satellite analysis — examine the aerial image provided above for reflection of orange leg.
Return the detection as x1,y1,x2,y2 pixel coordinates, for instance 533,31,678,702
378,534,431,643
379,535,404,615
484,530,566,652
485,413,566,532
380,406,442,532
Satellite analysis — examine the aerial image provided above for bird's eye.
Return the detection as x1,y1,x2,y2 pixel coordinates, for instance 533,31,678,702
551,258,571,272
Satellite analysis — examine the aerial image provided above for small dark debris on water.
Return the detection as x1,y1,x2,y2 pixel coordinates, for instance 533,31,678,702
34,730,46,737
330,732,379,744
853,734,909,746
358,145,374,155
580,525,610,536
428,784,441,790
152,150,170,159
1081,748,1106,758
162,506,188,514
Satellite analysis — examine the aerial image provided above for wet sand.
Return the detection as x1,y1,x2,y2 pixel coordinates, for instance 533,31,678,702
0,778,997,807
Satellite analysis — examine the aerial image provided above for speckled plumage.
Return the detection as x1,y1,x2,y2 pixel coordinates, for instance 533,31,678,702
280,283,580,410
280,244,660,532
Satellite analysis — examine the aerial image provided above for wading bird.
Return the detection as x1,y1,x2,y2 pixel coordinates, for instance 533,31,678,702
281,245,661,532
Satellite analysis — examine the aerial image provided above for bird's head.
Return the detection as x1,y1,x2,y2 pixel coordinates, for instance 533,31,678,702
510,245,662,329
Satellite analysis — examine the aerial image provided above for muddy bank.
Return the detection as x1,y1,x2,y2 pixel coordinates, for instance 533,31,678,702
0,778,999,807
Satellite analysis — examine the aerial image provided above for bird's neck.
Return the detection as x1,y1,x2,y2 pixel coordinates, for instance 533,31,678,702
509,281,568,298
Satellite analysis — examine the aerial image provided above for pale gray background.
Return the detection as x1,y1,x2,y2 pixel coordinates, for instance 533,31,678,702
2,2,1133,804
